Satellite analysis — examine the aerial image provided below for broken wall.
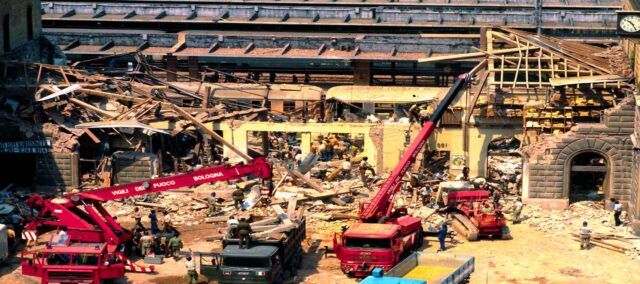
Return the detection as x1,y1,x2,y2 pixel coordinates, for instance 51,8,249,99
35,152,79,190
113,152,160,184
523,98,635,209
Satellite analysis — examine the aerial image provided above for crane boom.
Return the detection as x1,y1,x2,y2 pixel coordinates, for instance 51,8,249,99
24,157,272,245
359,75,468,222
69,157,272,203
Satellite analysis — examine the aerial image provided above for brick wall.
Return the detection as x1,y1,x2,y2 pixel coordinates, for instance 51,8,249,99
525,99,635,204
112,152,159,184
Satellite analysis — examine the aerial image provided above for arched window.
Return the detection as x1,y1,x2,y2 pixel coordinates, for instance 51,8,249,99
3,14,9,52
27,5,34,40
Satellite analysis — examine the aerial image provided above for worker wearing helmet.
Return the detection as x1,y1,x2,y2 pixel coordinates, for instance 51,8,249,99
237,218,252,249
207,192,217,217
232,185,245,210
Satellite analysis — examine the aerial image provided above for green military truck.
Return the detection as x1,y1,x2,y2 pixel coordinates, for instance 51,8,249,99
200,217,306,284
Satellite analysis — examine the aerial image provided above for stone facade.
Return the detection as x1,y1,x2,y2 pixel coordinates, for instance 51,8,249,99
113,152,160,184
631,103,640,233
523,98,635,209
0,0,41,56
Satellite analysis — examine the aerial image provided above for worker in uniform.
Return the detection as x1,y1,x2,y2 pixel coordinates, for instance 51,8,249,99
359,157,375,188
149,209,159,234
168,233,184,260
132,228,143,257
513,197,523,224
207,192,217,217
237,217,252,249
455,167,470,181
437,222,448,252
580,221,592,250
186,256,198,284
232,186,245,210
133,207,145,231
139,231,153,257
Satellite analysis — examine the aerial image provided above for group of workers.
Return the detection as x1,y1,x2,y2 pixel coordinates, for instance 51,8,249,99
129,207,184,260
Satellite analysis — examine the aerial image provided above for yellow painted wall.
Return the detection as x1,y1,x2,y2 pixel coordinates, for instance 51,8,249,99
206,120,520,176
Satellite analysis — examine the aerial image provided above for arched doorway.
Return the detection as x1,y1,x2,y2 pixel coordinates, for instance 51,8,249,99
27,5,34,40
3,14,9,52
569,151,608,203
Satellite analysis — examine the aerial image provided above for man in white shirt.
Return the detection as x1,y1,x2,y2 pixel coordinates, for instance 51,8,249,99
294,151,303,168
341,157,352,179
186,256,198,284
455,167,470,181
613,201,623,226
58,227,69,244
513,197,523,224
580,221,592,250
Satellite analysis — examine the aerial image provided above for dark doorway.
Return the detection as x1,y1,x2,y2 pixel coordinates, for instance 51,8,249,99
0,153,36,186
3,14,9,52
27,5,34,40
569,152,608,203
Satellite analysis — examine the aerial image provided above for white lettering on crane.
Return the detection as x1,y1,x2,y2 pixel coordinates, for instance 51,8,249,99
193,172,224,181
152,180,176,189
111,189,129,196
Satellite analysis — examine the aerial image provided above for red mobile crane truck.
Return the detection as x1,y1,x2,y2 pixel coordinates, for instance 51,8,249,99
20,157,272,283
333,75,469,277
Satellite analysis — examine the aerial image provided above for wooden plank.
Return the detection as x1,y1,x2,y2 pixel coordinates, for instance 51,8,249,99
134,201,166,208
417,46,539,63
270,189,352,205
170,104,252,161
289,169,325,192
252,223,297,238
549,75,627,87
271,205,292,225
287,197,298,220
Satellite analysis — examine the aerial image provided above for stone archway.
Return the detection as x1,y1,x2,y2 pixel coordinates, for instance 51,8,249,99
568,152,609,203
560,139,617,202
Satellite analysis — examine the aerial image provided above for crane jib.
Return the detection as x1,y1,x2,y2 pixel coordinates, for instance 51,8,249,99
359,75,467,221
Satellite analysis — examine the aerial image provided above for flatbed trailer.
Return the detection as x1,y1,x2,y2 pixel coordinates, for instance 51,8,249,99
360,252,474,284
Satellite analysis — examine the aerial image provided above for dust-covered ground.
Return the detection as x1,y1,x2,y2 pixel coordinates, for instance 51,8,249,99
3,220,638,284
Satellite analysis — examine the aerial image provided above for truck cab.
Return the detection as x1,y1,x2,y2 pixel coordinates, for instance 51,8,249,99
200,245,287,284
334,223,422,277
20,242,125,284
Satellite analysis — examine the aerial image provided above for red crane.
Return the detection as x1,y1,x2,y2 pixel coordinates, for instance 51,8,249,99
24,157,272,248
334,74,469,277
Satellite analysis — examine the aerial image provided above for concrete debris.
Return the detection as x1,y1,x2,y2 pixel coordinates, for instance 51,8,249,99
512,200,640,260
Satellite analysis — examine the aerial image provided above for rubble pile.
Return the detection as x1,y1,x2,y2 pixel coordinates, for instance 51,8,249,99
515,200,640,260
